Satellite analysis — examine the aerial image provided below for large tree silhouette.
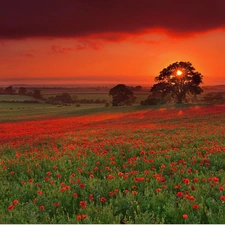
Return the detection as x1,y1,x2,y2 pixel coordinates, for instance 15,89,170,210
150,61,203,104
109,84,134,106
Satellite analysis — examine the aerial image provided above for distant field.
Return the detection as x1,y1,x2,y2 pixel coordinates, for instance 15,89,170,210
69,92,150,103
0,92,150,104
0,103,106,122
0,102,156,123
0,94,36,102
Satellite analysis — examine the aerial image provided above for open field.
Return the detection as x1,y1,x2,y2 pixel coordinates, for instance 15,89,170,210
1,104,225,223
0,102,213,123
42,92,150,104
0,103,106,122
0,94,37,102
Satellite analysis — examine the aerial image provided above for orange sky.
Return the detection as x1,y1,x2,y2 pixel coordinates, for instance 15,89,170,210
0,1,225,86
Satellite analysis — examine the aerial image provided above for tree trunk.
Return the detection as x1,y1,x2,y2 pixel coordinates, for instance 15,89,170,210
177,95,183,104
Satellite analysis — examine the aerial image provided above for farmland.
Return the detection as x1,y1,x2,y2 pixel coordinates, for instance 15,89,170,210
1,103,225,223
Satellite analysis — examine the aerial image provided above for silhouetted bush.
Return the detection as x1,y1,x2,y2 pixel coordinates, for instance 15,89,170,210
140,98,160,105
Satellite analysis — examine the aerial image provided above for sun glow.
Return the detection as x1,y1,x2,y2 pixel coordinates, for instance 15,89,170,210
176,70,183,76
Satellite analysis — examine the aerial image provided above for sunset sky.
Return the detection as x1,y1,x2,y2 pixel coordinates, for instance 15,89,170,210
0,0,225,86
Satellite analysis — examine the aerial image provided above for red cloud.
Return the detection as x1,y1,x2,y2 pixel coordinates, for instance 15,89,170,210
51,45,74,54
50,40,103,53
0,0,225,40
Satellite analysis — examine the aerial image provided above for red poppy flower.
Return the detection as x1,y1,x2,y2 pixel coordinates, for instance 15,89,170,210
79,201,86,208
73,193,78,198
212,177,219,183
82,214,87,219
183,214,188,219
183,178,190,184
13,199,19,205
220,196,225,201
192,204,199,209
54,202,60,207
77,215,82,220
40,205,45,210
193,178,199,183
79,183,85,188
100,197,106,202
188,196,196,201
176,192,183,197
219,186,224,191
89,194,94,201
8,205,15,211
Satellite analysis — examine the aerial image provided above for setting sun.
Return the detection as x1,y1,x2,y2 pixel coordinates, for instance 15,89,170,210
176,70,183,76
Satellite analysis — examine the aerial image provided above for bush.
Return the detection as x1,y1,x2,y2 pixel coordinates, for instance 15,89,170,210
140,98,160,105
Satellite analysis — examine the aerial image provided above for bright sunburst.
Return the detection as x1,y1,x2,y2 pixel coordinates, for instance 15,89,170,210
176,70,183,76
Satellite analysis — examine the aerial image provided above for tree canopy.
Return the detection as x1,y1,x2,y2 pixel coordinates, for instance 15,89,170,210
150,61,203,104
109,84,134,106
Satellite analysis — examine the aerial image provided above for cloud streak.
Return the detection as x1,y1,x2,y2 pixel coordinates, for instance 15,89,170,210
0,0,225,40
50,40,103,54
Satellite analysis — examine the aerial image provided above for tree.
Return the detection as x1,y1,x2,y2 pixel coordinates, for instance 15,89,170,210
150,61,203,104
109,84,134,106
33,90,43,99
4,86,15,94
53,93,73,103
134,85,142,91
18,87,27,95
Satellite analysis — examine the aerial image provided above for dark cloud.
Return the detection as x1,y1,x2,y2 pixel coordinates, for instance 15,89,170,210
0,0,225,40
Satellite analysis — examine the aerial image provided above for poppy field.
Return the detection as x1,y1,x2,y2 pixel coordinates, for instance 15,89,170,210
1,104,225,223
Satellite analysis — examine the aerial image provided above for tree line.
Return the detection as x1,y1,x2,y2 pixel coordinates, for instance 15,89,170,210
0,86,43,99
2,61,225,106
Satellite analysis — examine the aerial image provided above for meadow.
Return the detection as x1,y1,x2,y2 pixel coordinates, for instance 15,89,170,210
1,103,225,223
